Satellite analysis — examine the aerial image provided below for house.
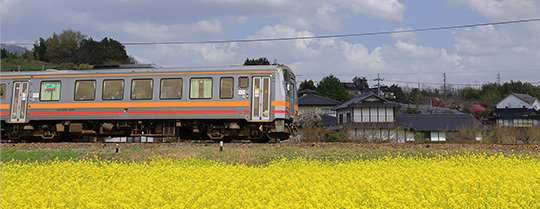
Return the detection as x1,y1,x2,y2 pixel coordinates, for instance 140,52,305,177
483,108,540,127
298,89,317,97
342,83,363,96
330,92,485,142
331,93,403,142
496,93,540,110
332,93,401,124
483,93,540,127
298,90,341,117
396,114,485,142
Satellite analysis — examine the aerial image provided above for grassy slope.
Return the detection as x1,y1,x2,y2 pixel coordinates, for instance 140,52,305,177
1,58,57,71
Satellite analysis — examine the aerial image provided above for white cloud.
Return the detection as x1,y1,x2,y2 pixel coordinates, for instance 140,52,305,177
342,43,389,70
340,0,406,21
229,16,249,24
453,26,515,55
111,20,224,40
448,0,540,21
391,28,419,44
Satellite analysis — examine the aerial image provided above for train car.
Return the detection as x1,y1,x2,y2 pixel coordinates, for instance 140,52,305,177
0,65,298,142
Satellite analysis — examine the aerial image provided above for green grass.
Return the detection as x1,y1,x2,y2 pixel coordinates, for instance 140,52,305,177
2,143,539,165
1,149,83,162
1,58,58,71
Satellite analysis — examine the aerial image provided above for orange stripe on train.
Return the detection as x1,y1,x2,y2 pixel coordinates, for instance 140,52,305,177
21,70,276,78
28,101,250,109
271,101,289,107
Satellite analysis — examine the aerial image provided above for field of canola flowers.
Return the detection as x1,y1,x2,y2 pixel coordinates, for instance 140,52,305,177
2,153,540,208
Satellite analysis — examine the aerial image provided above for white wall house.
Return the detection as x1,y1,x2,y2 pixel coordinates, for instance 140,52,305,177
496,93,540,110
332,93,403,142
332,93,485,142
485,93,540,127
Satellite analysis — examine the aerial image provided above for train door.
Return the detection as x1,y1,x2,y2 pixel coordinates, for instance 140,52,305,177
10,81,29,123
251,76,270,121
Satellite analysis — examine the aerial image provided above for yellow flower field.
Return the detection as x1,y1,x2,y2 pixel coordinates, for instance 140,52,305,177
2,153,540,208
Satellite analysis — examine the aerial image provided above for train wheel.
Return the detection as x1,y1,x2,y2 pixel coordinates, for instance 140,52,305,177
251,135,270,143
216,137,232,143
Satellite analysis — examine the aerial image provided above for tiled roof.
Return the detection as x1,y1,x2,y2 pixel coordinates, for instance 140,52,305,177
511,93,539,105
399,104,464,115
332,93,400,110
298,93,341,106
298,89,317,95
396,114,485,131
342,83,362,91
321,114,338,126
485,108,540,119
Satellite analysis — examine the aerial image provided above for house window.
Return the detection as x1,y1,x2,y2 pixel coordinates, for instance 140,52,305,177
339,114,344,124
40,81,61,101
190,78,212,99
370,107,378,122
347,113,351,123
131,79,153,100
322,108,334,115
160,78,182,99
74,80,96,101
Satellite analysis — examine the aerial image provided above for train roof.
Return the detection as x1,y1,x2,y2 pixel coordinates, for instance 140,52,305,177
0,65,294,77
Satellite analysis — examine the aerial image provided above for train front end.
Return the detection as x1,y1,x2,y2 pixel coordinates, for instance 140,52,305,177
267,65,298,140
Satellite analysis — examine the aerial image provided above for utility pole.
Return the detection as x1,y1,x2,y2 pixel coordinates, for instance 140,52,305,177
497,73,501,84
373,73,384,96
443,73,447,102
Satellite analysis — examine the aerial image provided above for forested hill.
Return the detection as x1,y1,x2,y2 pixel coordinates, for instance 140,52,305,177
1,29,133,71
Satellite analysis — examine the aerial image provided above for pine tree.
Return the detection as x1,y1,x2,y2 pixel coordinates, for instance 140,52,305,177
317,74,352,102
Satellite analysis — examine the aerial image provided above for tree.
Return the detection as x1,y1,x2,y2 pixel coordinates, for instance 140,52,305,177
43,29,87,64
408,88,422,103
78,38,129,65
468,104,486,115
352,76,369,89
32,29,130,68
33,37,47,61
317,74,352,102
389,84,406,99
299,79,316,92
243,57,270,65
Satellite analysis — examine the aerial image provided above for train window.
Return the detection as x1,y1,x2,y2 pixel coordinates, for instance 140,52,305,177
239,77,248,88
220,77,234,99
103,80,124,100
131,79,153,100
190,78,212,99
0,84,5,100
74,80,96,101
40,81,61,101
160,78,182,99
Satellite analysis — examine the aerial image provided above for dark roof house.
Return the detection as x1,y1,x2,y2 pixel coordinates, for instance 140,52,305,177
496,93,540,110
298,92,341,107
332,92,401,111
298,89,317,97
396,114,486,132
342,82,363,95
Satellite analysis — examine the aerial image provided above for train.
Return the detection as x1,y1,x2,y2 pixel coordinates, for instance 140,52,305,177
0,65,299,142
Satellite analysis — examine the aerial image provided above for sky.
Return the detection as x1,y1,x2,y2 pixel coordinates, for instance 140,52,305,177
2,0,540,89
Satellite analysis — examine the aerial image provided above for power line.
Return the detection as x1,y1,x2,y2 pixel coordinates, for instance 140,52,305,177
3,18,540,46
121,18,540,45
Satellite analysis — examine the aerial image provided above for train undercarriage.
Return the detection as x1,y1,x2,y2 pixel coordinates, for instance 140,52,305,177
1,119,299,143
